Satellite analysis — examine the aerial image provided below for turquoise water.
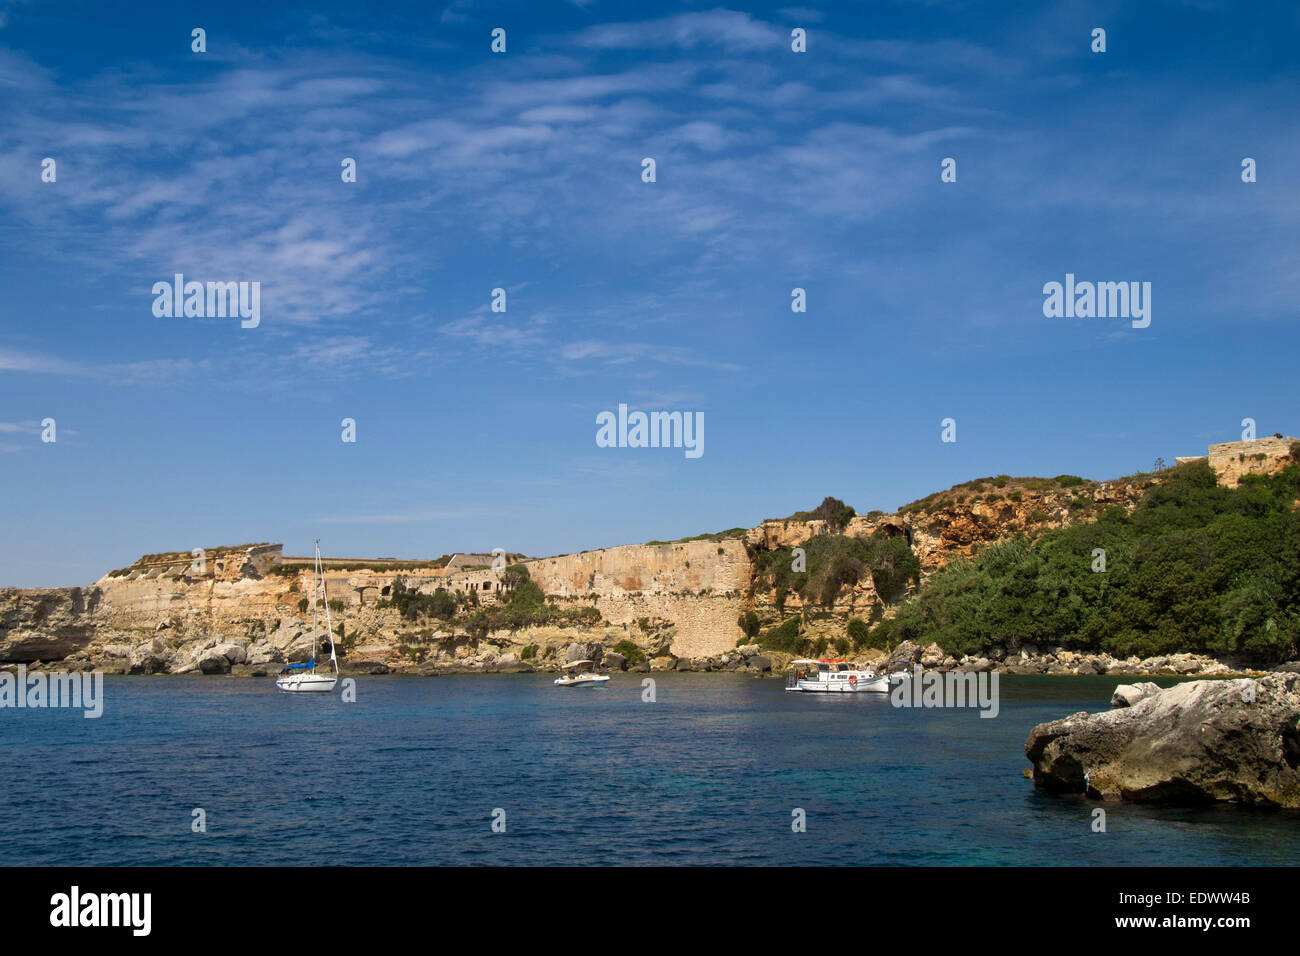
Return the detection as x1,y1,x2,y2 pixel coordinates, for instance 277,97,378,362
1,673,1296,865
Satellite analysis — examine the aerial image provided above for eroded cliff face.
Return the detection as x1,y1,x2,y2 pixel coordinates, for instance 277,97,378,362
524,540,749,658
0,540,752,674
0,587,101,662
3,438,1291,675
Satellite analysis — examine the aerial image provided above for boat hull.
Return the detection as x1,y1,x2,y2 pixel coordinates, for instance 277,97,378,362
554,674,610,687
785,676,890,693
276,674,338,693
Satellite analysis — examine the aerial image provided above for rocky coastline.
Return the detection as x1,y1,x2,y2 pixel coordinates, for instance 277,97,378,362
4,624,1288,680
1025,674,1300,808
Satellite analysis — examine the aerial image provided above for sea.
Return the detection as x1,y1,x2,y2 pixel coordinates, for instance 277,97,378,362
2,672,1296,865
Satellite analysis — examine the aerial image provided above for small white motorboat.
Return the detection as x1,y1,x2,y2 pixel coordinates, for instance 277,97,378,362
554,659,610,687
276,540,339,694
784,658,890,693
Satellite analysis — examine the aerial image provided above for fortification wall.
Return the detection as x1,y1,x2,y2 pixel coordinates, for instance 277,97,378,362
1207,436,1297,488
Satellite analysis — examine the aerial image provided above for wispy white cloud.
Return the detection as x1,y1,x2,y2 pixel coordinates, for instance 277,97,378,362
573,10,784,52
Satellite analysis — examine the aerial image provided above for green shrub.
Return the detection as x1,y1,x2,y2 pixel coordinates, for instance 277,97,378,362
757,617,802,654
610,639,646,663
846,617,871,649
387,579,457,620
756,531,920,608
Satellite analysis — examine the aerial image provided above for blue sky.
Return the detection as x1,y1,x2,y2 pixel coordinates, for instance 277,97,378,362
1,0,1298,586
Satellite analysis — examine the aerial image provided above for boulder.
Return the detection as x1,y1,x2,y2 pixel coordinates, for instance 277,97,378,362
197,652,231,675
269,619,310,649
247,642,285,666
127,645,169,675
214,642,247,665
1026,675,1300,807
920,642,945,668
603,651,627,672
738,643,761,658
565,641,603,665
888,640,922,665
283,637,316,663
1110,682,1161,708
748,655,772,673
644,633,675,657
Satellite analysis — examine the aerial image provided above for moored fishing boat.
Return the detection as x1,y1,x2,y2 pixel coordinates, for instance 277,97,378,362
784,658,889,693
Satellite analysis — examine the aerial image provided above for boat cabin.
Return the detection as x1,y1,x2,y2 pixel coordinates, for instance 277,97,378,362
789,658,855,679
785,657,882,691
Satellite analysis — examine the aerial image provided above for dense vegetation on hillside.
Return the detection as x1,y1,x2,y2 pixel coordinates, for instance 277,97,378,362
754,529,921,609
382,565,600,638
870,458,1300,663
898,474,1093,515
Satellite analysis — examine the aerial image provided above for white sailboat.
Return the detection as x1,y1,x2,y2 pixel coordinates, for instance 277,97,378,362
276,540,339,693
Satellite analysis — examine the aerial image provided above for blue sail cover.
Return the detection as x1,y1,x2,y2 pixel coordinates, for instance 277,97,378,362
284,658,315,669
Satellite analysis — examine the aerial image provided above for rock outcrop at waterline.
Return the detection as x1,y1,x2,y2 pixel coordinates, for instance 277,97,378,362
1025,675,1300,808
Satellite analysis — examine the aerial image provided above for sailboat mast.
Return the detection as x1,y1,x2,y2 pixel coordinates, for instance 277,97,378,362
320,542,337,675
312,540,321,669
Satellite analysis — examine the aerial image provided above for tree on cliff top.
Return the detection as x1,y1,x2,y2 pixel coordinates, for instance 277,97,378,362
780,496,856,530
811,496,856,531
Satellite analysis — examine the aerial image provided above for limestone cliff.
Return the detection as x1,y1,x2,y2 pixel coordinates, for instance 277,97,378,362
2,436,1293,675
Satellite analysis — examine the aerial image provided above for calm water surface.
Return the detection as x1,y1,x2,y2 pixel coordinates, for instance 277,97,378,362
2,673,1296,865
